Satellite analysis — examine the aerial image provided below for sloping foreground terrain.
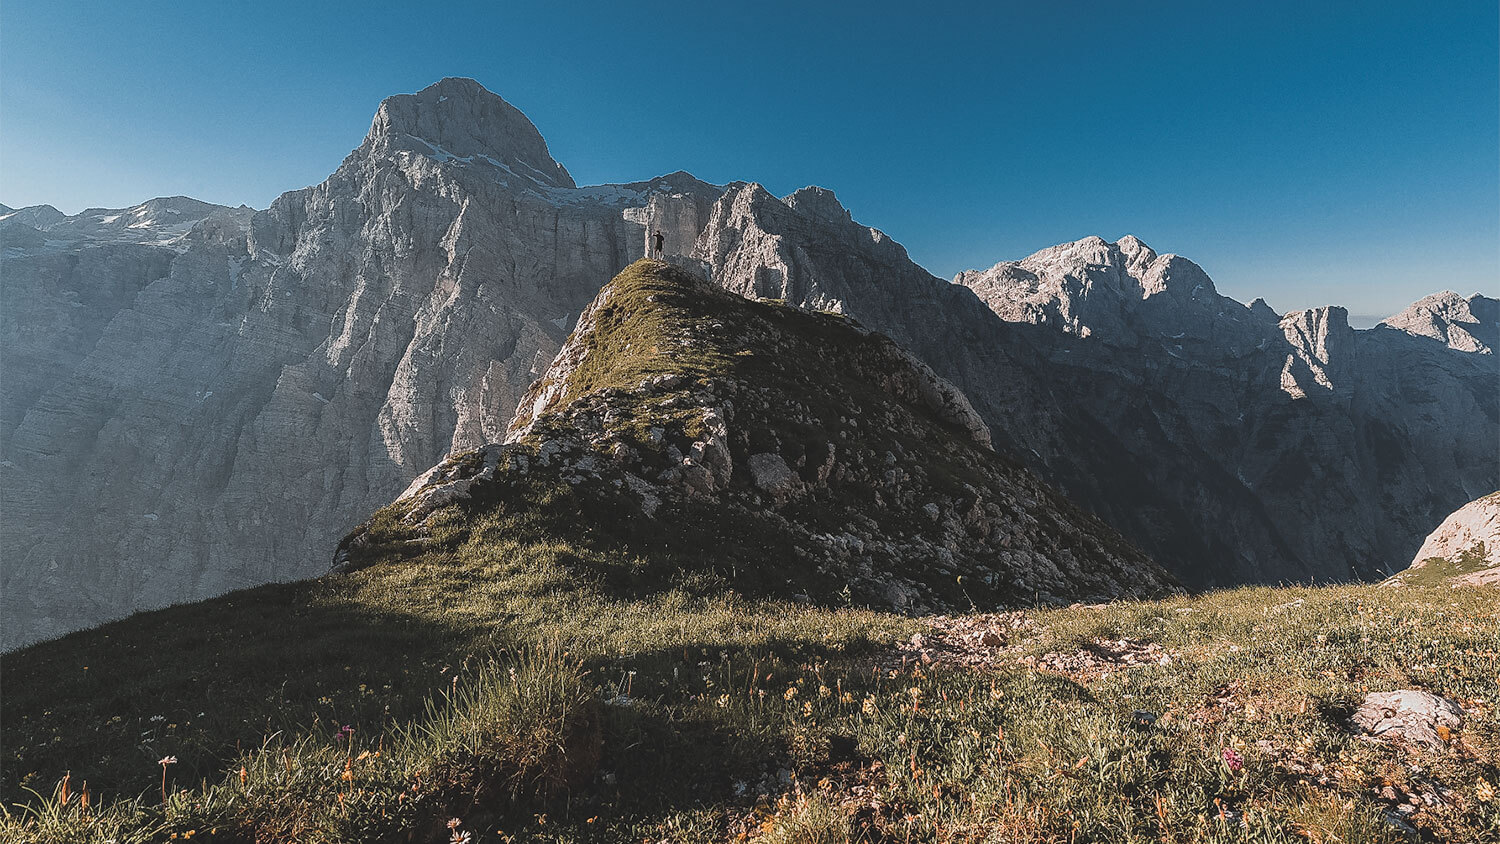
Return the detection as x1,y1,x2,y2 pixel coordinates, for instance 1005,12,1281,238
4,266,1497,842
3,77,1494,648
4,576,1496,841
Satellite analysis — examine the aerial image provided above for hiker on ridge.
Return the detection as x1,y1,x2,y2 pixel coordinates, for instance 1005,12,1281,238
652,230,665,258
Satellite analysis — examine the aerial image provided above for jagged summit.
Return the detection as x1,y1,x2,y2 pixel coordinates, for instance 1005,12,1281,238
1379,290,1498,354
782,185,854,225
336,260,1173,610
952,235,1233,341
362,77,575,188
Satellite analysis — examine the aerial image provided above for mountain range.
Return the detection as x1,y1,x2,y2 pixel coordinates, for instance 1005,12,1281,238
2,76,1494,648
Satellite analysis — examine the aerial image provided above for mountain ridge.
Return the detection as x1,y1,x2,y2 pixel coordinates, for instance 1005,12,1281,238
2,76,1492,647
335,259,1173,610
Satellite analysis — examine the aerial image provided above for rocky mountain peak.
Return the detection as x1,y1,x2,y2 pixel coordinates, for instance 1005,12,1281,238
336,259,1172,610
782,186,854,225
0,204,67,229
1380,290,1498,354
363,77,575,188
953,235,1229,342
1136,253,1216,300
1247,297,1279,321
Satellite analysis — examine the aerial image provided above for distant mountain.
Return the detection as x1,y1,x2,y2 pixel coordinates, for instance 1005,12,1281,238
2,77,1492,647
1379,291,1498,354
697,191,1496,587
0,196,250,246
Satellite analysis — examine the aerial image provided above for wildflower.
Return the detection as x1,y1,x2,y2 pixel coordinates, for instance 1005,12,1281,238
818,685,831,699
784,686,798,701
447,818,462,830
158,756,177,804
716,694,731,708
1477,778,1495,802
862,696,879,716
1221,747,1244,772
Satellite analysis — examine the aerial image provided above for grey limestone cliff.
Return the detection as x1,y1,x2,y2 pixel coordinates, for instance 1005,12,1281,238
1,79,720,647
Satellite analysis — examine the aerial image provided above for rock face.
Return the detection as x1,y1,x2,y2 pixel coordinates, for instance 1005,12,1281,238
951,240,1496,585
694,191,1495,586
337,261,1174,610
1385,491,1500,587
1,78,721,648
1380,291,1498,355
4,76,1493,645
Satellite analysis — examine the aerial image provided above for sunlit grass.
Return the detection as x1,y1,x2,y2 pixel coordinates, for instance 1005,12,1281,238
5,562,1497,842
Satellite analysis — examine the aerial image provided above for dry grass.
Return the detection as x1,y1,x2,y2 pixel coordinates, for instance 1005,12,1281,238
4,571,1497,842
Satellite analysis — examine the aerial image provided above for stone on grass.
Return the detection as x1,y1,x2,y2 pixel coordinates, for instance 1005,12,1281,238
1351,690,1463,749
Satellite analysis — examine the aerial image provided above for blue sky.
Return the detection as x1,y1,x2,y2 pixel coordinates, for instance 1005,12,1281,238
2,1,1495,322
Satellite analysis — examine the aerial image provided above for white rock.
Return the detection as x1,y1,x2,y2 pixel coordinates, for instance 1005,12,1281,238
1351,690,1464,749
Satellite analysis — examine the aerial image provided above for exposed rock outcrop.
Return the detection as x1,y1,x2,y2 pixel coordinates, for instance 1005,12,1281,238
1351,690,1465,749
337,261,1174,610
1384,491,1500,587
1380,291,1498,355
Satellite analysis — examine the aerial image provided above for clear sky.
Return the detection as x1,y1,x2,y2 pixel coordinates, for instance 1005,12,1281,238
2,1,1495,323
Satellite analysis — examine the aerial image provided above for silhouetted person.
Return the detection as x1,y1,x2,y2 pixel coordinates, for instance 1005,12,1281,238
652,230,665,258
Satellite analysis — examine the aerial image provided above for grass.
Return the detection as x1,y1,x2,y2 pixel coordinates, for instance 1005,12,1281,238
1391,543,1492,588
5,532,1497,842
